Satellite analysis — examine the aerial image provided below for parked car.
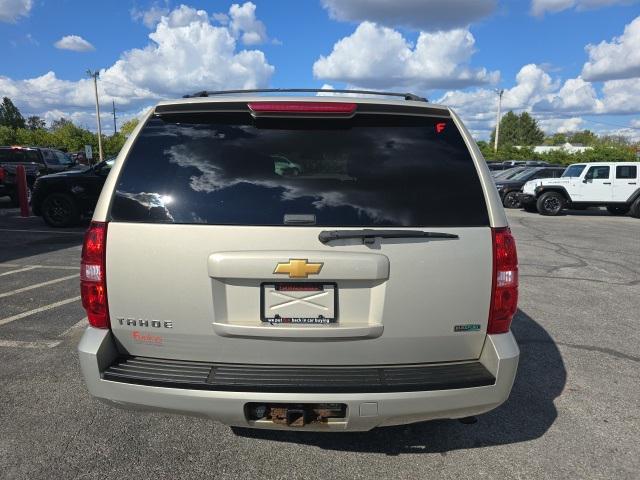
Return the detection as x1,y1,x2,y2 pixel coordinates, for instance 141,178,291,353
502,160,526,167
78,90,519,432
1,146,76,172
492,166,528,179
496,166,565,209
31,158,114,227
0,148,41,205
487,162,509,171
519,162,640,216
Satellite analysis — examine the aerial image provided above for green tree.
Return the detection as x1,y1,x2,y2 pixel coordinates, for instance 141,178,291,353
26,115,46,130
0,97,26,129
120,118,139,137
50,118,74,130
517,112,545,145
0,125,16,144
49,119,97,153
544,133,567,145
101,118,141,157
490,111,545,148
568,130,598,146
599,134,630,146
490,111,520,147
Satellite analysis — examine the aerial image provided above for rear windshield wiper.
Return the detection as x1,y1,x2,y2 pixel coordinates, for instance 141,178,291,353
318,229,459,245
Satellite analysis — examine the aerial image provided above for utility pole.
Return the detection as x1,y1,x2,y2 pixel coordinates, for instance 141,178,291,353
86,70,104,162
494,89,504,152
112,100,117,135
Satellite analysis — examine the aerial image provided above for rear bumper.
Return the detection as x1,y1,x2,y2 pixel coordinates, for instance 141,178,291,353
78,327,519,431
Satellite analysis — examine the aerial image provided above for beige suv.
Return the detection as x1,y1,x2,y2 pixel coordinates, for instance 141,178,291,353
78,90,519,431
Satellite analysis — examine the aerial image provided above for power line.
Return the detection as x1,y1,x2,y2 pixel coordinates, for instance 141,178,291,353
579,117,640,131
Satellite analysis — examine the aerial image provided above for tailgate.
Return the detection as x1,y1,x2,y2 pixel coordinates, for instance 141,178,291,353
106,223,492,365
104,101,493,366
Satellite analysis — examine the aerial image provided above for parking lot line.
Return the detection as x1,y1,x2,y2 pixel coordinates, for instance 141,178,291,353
29,265,79,270
0,339,62,349
0,266,39,277
60,317,88,337
0,296,81,327
0,264,78,271
0,274,80,299
0,228,85,235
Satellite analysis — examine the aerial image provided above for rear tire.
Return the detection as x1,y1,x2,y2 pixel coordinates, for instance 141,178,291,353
502,191,521,209
41,193,80,227
537,192,565,216
630,198,640,218
606,205,630,216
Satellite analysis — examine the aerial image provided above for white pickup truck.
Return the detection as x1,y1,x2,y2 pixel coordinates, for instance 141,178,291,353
519,162,640,217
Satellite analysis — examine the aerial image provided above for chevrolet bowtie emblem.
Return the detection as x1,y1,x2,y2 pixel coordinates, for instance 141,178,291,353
274,259,323,278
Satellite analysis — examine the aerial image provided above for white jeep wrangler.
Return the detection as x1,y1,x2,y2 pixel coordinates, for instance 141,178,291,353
519,162,640,217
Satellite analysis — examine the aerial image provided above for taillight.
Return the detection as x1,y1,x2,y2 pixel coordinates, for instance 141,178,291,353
488,227,518,334
248,101,357,114
80,221,110,328
0,167,5,182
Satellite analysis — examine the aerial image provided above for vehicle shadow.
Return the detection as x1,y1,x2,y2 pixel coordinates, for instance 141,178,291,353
0,198,85,264
518,207,622,217
232,309,566,454
562,209,624,217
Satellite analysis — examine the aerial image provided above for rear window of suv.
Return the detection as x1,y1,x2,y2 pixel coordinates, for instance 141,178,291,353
110,111,489,227
0,148,41,163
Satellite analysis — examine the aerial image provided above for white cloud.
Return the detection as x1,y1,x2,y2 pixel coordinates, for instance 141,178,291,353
538,116,585,133
600,78,640,114
39,105,152,133
437,61,640,139
534,77,602,113
313,22,499,90
581,16,640,81
437,64,556,122
504,64,558,109
131,3,169,29
228,2,268,45
212,12,230,25
531,0,638,16
54,35,95,52
321,0,497,31
1,4,274,128
0,0,32,22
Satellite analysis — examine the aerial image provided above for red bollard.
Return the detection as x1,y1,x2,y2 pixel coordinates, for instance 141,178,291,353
15,165,30,217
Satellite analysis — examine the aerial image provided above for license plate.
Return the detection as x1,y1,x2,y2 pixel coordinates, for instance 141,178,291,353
261,283,337,324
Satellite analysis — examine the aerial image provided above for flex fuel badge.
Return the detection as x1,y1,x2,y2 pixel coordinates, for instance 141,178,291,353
454,324,481,332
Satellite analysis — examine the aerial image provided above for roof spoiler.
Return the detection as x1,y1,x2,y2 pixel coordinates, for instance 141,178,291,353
182,88,428,102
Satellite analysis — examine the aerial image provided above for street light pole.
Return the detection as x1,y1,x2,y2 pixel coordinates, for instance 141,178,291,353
112,100,117,135
87,70,104,162
494,89,504,152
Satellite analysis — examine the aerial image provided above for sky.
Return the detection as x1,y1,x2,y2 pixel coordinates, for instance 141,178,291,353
1,0,639,140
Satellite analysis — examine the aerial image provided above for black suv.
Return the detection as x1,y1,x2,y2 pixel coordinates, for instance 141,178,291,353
495,166,565,209
31,159,113,227
0,146,76,205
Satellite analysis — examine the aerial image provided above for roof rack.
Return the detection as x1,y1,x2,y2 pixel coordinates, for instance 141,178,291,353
182,88,428,102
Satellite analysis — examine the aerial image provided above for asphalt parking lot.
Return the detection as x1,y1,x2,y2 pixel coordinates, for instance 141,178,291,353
0,199,638,480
